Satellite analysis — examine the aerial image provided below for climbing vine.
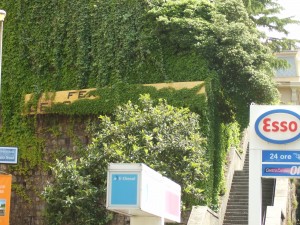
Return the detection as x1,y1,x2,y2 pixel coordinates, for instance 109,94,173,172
0,0,278,219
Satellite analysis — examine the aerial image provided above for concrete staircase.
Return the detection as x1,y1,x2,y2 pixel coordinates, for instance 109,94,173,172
223,150,249,225
222,148,276,225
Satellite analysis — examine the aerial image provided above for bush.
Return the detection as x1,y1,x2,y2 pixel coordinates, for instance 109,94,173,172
43,94,209,224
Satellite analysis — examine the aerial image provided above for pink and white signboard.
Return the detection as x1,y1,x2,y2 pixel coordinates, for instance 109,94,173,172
107,163,181,223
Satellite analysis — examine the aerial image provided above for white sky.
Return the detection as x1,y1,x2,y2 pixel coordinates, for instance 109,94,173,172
263,0,300,40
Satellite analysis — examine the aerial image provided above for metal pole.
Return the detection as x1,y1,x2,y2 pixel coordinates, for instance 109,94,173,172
0,10,7,99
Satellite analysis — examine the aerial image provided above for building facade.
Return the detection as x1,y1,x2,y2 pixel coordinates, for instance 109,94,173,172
275,49,300,104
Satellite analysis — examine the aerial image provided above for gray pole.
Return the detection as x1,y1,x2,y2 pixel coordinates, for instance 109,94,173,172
0,10,6,99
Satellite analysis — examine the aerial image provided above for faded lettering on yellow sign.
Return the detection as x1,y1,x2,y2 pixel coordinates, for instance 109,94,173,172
24,88,97,114
24,82,205,114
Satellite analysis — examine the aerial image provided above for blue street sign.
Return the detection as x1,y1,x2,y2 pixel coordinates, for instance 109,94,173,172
262,150,300,163
262,164,300,177
111,173,138,205
0,147,18,164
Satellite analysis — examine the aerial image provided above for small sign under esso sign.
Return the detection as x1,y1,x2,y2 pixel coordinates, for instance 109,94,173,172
262,164,300,177
250,106,300,150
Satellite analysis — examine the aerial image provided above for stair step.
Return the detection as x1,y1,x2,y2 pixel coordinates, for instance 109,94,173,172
226,204,248,207
223,147,249,225
233,172,249,177
224,216,248,221
232,178,248,181
225,209,248,214
231,183,249,186
224,221,248,223
231,181,249,185
228,198,248,202
230,187,248,192
227,196,248,199
223,221,247,225
233,179,248,181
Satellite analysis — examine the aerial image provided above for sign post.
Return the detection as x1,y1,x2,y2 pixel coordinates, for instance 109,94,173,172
0,9,6,99
249,105,300,225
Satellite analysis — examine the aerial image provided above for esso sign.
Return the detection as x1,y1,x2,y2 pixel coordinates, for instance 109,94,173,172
255,109,300,144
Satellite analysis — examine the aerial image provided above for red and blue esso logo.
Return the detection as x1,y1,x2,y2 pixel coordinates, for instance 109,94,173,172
255,109,300,144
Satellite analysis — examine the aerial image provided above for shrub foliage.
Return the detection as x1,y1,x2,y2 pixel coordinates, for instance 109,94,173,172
43,95,209,224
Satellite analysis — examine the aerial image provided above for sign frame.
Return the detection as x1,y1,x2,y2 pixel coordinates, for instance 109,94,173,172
249,105,300,225
250,105,300,150
0,147,18,164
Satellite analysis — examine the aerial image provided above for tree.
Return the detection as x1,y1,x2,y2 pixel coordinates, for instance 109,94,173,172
242,0,299,50
43,94,209,224
242,0,296,34
0,0,282,128
149,0,280,127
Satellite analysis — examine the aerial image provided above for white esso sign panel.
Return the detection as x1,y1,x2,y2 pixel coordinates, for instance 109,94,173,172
249,105,300,225
250,105,300,150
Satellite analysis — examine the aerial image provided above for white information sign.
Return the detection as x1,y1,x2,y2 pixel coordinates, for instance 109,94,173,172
0,147,18,164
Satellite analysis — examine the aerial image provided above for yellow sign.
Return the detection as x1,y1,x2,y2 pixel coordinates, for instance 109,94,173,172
24,82,205,114
0,175,12,225
24,88,97,114
144,81,205,94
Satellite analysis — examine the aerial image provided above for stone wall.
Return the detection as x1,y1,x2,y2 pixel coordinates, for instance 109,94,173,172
2,115,98,225
2,114,189,225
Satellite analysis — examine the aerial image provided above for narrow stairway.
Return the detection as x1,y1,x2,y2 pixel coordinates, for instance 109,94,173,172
223,148,276,225
223,150,249,225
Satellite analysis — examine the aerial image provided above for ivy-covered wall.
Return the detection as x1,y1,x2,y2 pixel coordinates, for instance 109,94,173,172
0,0,212,119
6,115,95,225
0,0,216,200
2,82,241,224
0,0,243,224
0,0,216,174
